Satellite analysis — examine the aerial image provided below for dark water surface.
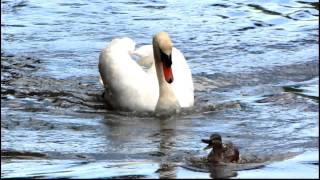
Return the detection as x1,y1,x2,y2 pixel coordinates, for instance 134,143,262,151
1,0,319,178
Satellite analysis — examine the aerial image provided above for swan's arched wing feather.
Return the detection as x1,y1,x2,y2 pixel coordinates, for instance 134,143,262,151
131,45,154,69
99,38,158,111
98,48,109,87
171,47,194,107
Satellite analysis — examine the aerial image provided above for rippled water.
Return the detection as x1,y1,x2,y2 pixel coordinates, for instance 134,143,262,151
1,0,319,178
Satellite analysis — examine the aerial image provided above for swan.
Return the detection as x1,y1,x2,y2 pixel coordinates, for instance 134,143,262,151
98,32,194,112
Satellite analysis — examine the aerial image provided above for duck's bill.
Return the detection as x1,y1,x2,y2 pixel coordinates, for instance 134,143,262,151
201,139,211,144
163,63,173,83
202,139,213,150
203,144,213,150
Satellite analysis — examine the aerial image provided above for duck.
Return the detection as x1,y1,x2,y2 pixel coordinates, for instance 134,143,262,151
98,32,194,112
182,133,266,178
202,133,240,163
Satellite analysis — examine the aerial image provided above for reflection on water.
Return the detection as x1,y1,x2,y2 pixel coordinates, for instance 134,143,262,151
1,0,319,178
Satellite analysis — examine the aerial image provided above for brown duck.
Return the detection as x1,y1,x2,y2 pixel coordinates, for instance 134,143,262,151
202,133,239,163
182,133,268,178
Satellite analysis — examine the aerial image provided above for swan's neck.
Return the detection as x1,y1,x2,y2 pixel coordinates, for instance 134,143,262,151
155,62,179,111
154,50,180,112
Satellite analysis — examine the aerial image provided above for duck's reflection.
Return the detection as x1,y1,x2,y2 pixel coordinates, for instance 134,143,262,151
208,165,238,179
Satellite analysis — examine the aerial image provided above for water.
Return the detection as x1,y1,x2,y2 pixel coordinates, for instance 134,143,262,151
1,0,319,178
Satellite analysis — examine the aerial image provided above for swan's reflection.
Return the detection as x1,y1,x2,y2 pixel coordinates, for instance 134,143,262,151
155,116,177,179
101,113,240,179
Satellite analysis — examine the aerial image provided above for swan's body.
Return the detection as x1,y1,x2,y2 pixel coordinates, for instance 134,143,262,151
98,32,194,112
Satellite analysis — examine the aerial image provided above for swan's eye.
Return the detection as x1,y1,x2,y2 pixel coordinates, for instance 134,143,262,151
160,49,172,67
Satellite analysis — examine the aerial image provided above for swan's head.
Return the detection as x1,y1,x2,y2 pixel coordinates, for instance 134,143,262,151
153,32,174,84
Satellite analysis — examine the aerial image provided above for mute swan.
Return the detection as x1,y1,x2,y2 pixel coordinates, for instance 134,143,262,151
98,32,194,112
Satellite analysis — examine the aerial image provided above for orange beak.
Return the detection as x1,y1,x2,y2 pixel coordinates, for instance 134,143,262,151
163,63,173,83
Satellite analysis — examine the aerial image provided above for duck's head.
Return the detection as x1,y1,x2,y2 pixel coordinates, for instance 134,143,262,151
153,32,174,84
202,133,223,150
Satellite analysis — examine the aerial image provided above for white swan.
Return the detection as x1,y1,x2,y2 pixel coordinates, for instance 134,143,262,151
98,32,194,112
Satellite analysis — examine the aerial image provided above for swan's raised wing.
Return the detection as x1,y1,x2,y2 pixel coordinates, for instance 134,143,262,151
131,45,154,68
98,38,158,111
